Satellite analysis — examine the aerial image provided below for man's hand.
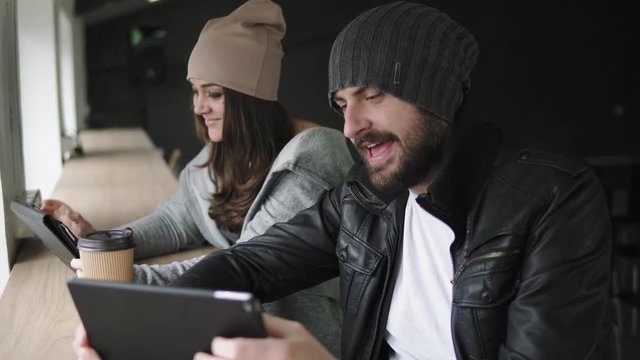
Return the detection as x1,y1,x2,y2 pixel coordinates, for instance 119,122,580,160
72,325,101,360
194,313,337,360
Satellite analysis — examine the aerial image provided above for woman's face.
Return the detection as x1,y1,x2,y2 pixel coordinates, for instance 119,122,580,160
190,78,225,142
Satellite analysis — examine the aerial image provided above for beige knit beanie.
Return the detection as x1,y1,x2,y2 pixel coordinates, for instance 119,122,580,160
187,0,286,101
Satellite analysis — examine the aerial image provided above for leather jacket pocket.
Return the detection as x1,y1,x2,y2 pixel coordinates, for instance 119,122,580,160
452,244,521,360
336,229,383,314
453,247,520,307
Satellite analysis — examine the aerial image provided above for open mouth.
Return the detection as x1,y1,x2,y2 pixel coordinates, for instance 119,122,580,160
363,140,393,165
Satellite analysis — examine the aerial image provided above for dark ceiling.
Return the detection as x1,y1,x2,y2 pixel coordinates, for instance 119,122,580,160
75,0,146,14
75,0,172,25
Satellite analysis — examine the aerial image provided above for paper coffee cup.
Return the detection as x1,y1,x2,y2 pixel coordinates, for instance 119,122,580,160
78,228,136,283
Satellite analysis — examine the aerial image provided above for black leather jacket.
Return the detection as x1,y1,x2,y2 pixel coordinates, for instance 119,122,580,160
174,123,616,360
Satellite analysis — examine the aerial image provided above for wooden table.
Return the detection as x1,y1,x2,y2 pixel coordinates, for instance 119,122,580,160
0,128,212,359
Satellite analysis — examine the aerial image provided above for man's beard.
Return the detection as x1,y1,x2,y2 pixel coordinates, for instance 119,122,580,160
356,116,448,194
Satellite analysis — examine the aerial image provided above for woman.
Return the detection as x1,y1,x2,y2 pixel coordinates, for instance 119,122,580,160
48,0,352,356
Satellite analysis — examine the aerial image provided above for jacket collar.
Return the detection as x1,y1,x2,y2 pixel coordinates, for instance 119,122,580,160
346,163,407,207
424,120,502,235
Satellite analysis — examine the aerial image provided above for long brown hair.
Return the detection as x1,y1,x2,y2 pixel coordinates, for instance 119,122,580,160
194,87,294,234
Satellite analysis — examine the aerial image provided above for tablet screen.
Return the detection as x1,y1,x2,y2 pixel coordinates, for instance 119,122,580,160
67,278,266,360
10,200,79,268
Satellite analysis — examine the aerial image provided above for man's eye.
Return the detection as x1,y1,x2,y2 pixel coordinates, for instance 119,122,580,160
365,92,382,101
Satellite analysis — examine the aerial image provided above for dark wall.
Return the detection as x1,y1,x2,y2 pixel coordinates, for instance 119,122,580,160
442,1,635,157
84,0,636,171
85,0,240,168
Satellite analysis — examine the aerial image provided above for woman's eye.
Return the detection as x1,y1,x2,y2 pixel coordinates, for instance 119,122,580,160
207,92,223,99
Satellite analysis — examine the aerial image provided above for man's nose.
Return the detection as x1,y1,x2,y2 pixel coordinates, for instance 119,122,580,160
343,103,370,141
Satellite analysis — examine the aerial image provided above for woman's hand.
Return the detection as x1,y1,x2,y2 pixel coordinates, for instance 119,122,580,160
72,325,102,360
70,258,85,278
41,199,96,236
194,313,337,360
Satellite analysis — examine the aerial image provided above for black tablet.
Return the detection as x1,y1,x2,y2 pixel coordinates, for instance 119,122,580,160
10,200,79,269
67,278,267,360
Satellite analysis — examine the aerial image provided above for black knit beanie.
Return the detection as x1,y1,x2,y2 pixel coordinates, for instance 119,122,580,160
328,1,479,123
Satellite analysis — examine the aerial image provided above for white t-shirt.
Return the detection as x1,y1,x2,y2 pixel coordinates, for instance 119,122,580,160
385,191,456,360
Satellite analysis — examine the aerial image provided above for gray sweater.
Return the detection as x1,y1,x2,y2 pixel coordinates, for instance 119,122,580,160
126,127,353,356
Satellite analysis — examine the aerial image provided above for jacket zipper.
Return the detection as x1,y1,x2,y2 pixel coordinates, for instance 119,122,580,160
452,248,521,284
412,195,472,359
414,197,463,289
346,182,379,213
451,217,471,285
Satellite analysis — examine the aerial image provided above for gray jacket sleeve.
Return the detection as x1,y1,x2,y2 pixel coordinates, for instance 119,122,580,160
130,146,230,284
128,174,207,260
134,128,353,356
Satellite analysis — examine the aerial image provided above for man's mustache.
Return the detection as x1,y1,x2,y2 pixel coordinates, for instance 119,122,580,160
354,131,399,149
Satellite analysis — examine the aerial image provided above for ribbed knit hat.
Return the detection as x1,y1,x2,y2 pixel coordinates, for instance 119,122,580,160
329,1,478,122
187,0,285,101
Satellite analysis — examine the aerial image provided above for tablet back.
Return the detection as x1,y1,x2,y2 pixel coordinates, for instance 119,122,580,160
10,200,79,268
67,278,266,360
